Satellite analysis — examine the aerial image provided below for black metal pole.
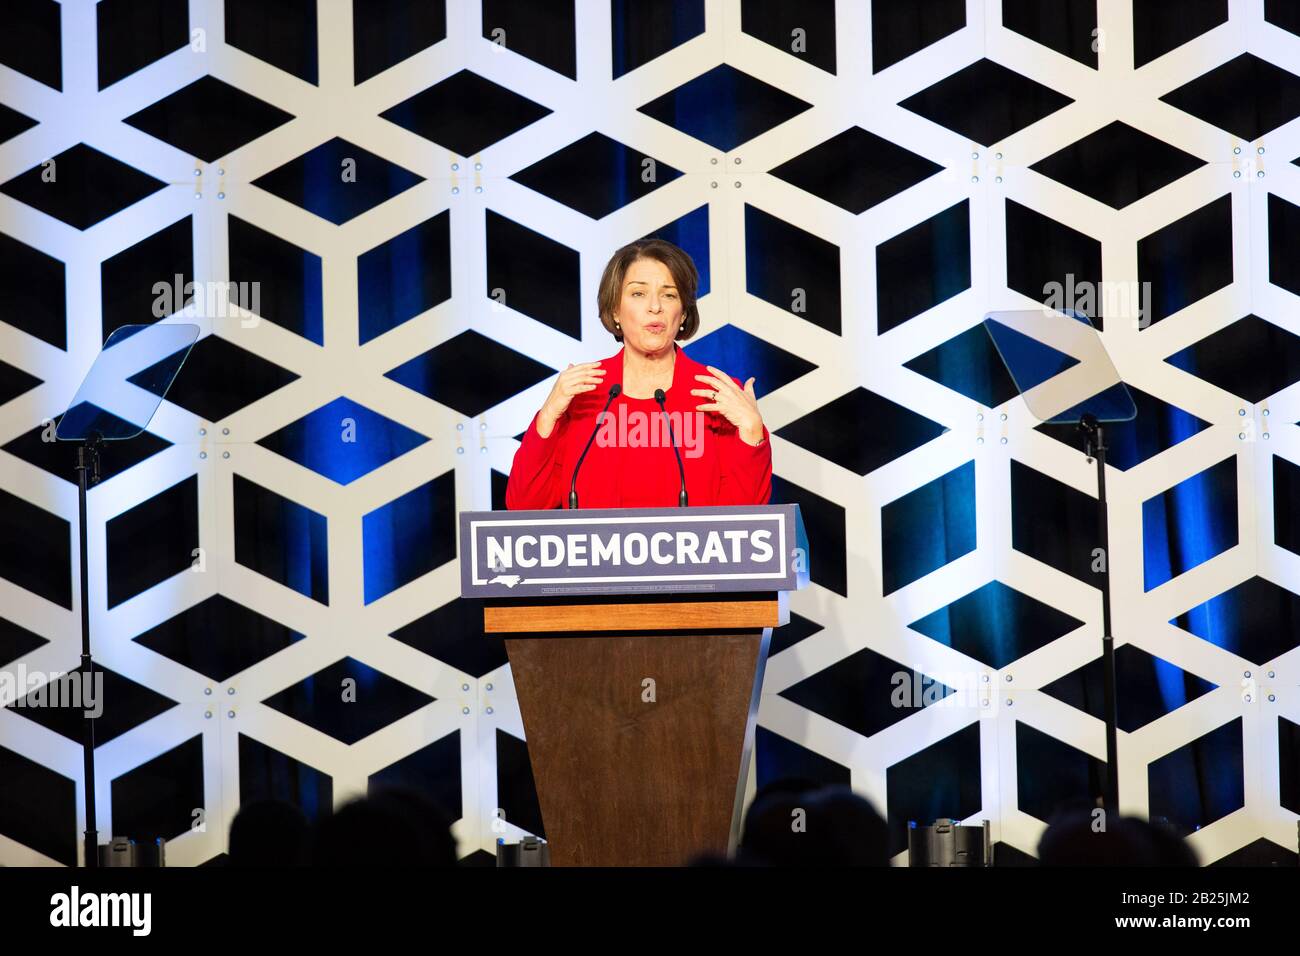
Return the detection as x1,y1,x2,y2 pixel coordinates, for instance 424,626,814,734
1081,415,1120,814
75,438,100,867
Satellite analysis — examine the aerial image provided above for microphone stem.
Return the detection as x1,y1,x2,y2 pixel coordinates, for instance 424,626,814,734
655,392,688,507
569,386,620,508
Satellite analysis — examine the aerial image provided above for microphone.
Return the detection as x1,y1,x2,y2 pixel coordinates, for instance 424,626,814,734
569,384,621,509
655,388,688,507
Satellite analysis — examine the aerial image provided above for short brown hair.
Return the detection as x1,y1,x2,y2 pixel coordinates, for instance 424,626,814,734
596,238,700,342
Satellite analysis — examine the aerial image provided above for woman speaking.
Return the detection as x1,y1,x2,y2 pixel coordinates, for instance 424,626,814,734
505,238,771,509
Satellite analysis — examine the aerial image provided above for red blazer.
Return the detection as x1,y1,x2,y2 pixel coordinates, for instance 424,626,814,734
505,345,772,509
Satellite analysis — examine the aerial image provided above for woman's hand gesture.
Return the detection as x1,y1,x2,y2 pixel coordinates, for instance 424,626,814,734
692,367,765,445
537,362,606,436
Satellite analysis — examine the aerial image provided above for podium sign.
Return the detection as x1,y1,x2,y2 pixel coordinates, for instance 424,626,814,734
459,504,807,598
460,504,808,865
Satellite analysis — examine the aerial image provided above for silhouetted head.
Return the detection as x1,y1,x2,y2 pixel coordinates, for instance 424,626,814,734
310,787,457,866
1037,809,1198,866
740,784,889,866
228,799,309,866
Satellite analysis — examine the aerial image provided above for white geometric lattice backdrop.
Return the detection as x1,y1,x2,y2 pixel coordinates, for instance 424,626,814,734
0,0,1298,865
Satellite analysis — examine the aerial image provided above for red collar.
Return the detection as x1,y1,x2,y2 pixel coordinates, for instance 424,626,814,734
602,343,695,399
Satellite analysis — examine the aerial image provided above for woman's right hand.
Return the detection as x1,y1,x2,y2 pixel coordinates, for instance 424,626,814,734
536,362,606,436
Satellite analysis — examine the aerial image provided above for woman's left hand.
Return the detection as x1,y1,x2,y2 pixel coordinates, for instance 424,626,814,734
692,367,765,445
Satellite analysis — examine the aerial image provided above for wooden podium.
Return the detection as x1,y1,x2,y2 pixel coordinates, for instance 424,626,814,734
461,505,807,866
